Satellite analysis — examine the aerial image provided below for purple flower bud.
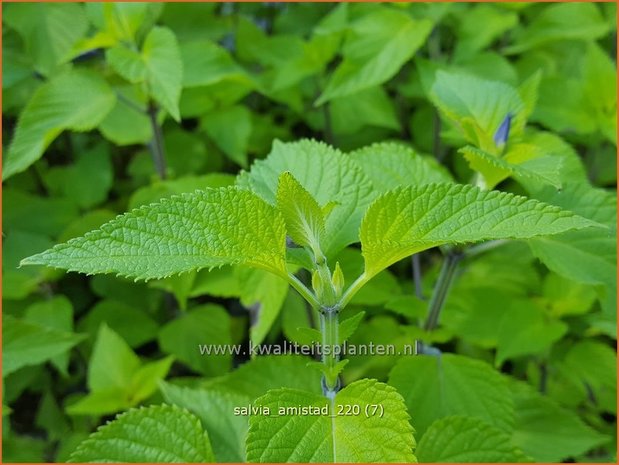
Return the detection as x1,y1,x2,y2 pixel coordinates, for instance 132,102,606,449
493,112,513,147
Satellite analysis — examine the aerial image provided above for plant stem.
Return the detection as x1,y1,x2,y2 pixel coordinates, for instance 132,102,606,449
463,239,508,259
147,101,167,180
320,305,340,398
338,272,370,309
423,251,462,331
287,273,320,309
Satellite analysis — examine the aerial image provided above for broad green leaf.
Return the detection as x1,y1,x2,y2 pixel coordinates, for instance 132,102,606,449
21,187,288,280
510,380,609,462
237,139,374,258
350,142,452,192
495,299,567,366
276,171,326,256
529,183,616,288
454,5,517,60
389,354,514,436
330,86,400,134
246,379,416,462
158,305,232,377
68,405,215,463
23,296,74,376
2,315,85,377
204,355,322,399
68,325,172,416
4,3,88,76
86,3,162,43
107,26,182,120
541,273,597,318
201,105,251,167
317,9,432,103
360,183,600,278
417,415,530,463
3,70,116,180
507,3,609,54
161,382,249,462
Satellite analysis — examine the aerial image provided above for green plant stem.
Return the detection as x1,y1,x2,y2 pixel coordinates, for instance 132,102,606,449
412,254,426,300
147,102,167,180
423,251,462,331
320,305,340,397
463,239,508,259
287,273,320,309
338,272,370,309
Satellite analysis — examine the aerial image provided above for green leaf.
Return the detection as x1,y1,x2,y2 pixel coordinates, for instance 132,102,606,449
389,354,514,437
330,86,400,134
360,183,600,278
246,379,416,462
237,267,290,346
181,40,250,88
158,305,232,377
107,26,182,120
68,325,173,416
529,182,616,287
3,70,116,180
317,9,432,104
507,3,609,54
459,144,563,190
201,105,251,167
2,315,85,377
4,3,88,76
417,415,530,463
98,85,152,146
430,70,525,153
237,139,374,258
21,186,288,281
161,382,249,462
204,355,322,400
68,405,215,463
510,380,609,462
350,142,452,192
495,299,567,366
24,296,74,376
276,171,326,256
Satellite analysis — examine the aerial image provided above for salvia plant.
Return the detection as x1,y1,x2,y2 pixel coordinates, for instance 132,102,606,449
3,2,616,464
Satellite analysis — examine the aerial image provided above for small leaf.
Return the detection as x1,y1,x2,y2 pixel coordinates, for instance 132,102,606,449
510,380,609,462
201,105,252,167
68,405,215,463
246,379,416,462
276,172,326,258
417,415,531,463
361,183,600,278
3,70,116,180
106,26,182,120
21,186,288,281
317,9,432,103
237,139,374,258
2,315,86,378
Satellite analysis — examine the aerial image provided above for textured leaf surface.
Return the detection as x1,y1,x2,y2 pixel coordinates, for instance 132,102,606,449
21,187,287,280
318,9,431,103
360,183,599,278
161,382,249,462
3,71,116,180
417,416,530,463
246,379,415,463
3,315,85,377
237,139,374,257
276,171,326,254
510,380,609,462
69,405,215,463
107,27,182,120
389,354,514,437
350,143,452,192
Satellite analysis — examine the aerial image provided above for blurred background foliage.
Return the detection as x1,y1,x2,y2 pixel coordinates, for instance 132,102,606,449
2,2,617,463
